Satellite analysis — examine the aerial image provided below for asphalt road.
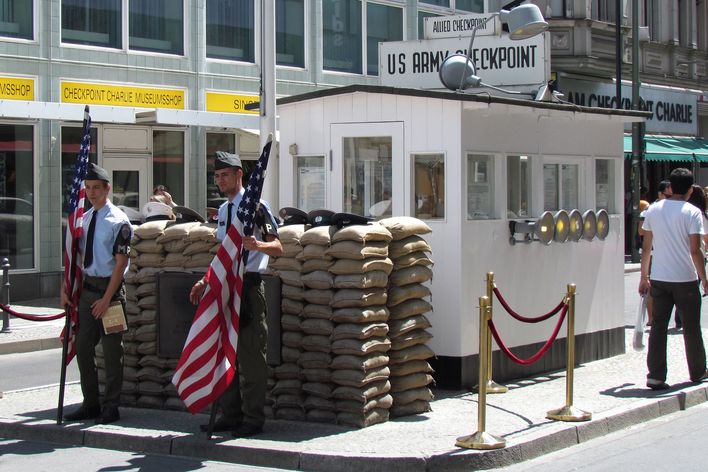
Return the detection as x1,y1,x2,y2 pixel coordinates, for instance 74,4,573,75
0,348,79,393
502,401,708,471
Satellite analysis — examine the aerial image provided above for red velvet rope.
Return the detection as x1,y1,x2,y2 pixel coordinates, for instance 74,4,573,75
487,304,568,366
493,287,566,323
0,303,66,322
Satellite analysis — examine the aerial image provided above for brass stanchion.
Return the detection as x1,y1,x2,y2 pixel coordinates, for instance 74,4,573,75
456,296,506,449
546,284,591,422
485,272,507,394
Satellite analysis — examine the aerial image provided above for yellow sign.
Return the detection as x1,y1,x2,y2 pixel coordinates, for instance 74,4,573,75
0,76,35,100
61,81,185,109
206,91,259,115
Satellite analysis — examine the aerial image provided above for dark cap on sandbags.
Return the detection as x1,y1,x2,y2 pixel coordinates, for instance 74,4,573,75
173,205,206,223
332,212,372,228
214,151,242,170
85,163,110,182
308,209,335,227
279,207,309,226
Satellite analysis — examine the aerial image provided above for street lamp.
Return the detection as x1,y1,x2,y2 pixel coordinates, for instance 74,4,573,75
439,4,549,93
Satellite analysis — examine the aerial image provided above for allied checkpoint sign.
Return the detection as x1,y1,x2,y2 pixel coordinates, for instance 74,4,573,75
379,34,548,90
423,12,499,39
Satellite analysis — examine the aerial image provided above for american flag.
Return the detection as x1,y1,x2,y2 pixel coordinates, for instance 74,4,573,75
173,136,273,414
61,106,91,365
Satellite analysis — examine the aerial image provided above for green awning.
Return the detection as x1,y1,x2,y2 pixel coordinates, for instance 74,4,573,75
624,135,708,162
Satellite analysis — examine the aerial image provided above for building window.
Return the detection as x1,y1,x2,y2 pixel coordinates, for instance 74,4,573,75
129,0,184,55
295,155,325,212
366,3,403,75
507,155,530,218
467,154,494,220
276,0,305,67
323,0,362,74
343,136,392,218
207,0,254,62
419,0,450,8
413,153,444,220
595,159,615,212
456,0,483,12
0,0,33,40
153,130,184,207
544,163,579,211
62,0,121,48
417,11,441,39
591,0,617,23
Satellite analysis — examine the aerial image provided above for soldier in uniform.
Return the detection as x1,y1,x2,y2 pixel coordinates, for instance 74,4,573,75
190,151,283,438
61,163,132,424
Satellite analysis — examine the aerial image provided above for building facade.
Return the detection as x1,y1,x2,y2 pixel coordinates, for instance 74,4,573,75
0,0,706,298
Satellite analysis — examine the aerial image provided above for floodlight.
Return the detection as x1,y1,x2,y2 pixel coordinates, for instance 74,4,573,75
509,211,555,245
568,209,583,242
596,209,610,240
553,210,570,243
582,210,597,241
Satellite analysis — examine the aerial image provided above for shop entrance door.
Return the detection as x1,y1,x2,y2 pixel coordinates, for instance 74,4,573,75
102,155,150,213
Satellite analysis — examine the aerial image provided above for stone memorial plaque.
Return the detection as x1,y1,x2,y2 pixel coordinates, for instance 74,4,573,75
156,272,203,358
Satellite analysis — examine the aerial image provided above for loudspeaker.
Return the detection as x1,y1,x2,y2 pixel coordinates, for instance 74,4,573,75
553,210,570,243
568,209,583,242
596,209,610,240
582,210,597,241
509,211,555,245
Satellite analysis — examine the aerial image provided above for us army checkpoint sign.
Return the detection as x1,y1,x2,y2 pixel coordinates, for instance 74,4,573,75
379,34,548,90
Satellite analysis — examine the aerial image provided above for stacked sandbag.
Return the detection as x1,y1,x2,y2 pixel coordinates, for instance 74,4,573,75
297,225,337,423
379,217,436,417
269,224,308,422
328,222,394,428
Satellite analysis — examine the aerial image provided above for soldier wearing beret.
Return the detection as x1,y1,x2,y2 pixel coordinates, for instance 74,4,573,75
190,151,283,438
61,163,132,425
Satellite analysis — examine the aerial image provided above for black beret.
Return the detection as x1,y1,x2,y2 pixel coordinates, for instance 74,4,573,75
85,163,110,182
214,151,242,170
279,207,308,226
332,212,372,228
173,205,206,223
308,209,335,227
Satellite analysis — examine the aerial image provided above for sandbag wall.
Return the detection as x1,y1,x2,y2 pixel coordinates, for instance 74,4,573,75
96,220,220,411
267,216,436,427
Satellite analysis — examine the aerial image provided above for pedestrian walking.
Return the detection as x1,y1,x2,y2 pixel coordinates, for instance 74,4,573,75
60,163,132,424
639,168,708,390
189,151,283,437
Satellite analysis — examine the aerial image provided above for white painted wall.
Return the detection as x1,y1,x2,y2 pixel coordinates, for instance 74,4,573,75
278,90,629,359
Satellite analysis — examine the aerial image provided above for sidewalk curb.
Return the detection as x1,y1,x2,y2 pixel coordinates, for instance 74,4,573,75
1,384,707,471
0,337,61,355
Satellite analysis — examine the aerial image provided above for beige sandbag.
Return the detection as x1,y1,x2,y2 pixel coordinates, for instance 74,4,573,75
136,253,164,268
135,282,156,298
388,299,433,320
306,409,337,423
330,353,389,372
299,244,333,261
281,241,303,258
336,408,389,428
330,257,393,275
278,224,308,245
331,322,389,340
186,223,218,242
124,270,138,284
269,257,303,272
389,387,433,405
282,284,305,301
134,324,156,342
134,239,165,254
302,270,334,290
303,396,336,412
302,259,333,272
275,407,306,421
302,368,331,383
162,239,188,253
389,266,433,287
281,298,304,315
298,352,332,369
134,220,170,239
387,283,431,307
389,329,433,350
281,346,300,363
389,373,434,392
388,235,432,259
331,366,390,388
271,379,302,396
300,225,336,246
302,303,333,320
138,355,168,369
280,314,301,332
137,295,156,309
135,310,156,326
302,382,333,398
336,393,393,413
300,335,331,353
331,306,389,324
185,253,214,268
162,252,189,267
331,337,391,356
388,360,434,377
157,222,200,243
279,270,304,288
388,344,435,364
301,318,334,336
392,251,434,269
331,289,387,308
304,289,334,305
332,223,392,243
378,216,432,240
274,394,305,409
183,240,216,256
282,331,303,348
332,380,391,402
137,341,157,355
390,400,432,417
334,271,388,289
274,363,301,380
389,314,432,337
136,366,162,382
326,240,389,260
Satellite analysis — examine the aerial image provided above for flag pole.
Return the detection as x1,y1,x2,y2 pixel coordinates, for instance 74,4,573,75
57,105,90,424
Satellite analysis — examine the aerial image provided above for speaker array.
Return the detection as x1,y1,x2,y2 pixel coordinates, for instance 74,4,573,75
509,209,609,245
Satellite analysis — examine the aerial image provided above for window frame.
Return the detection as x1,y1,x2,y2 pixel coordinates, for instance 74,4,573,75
506,154,532,219
274,0,308,70
60,0,123,50
465,152,497,220
542,156,586,213
152,127,188,208
0,0,37,43
294,154,327,212
411,151,446,221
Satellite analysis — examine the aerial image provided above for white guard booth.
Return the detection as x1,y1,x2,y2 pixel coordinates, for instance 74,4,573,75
277,84,647,388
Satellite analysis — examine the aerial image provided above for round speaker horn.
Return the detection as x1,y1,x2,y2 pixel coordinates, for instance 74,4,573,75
535,211,555,245
582,210,597,241
439,54,482,91
596,209,610,240
553,210,570,243
568,209,583,242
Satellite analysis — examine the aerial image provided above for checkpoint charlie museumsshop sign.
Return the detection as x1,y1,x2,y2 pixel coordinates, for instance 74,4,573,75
560,78,699,135
379,34,546,89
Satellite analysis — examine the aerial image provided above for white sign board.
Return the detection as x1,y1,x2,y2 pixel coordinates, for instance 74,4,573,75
424,13,498,39
560,78,699,135
379,35,547,90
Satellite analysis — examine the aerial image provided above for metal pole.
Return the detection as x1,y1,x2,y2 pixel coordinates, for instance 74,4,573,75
456,296,505,450
615,0,622,108
630,0,642,263
547,284,591,421
1,258,10,333
259,0,278,209
485,272,507,393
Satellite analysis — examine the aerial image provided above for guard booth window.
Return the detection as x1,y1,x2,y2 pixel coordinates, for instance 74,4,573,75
467,154,494,220
343,136,392,219
507,155,530,218
295,155,325,212
153,130,185,207
413,153,445,220
544,163,579,211
0,124,34,269
595,159,615,213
